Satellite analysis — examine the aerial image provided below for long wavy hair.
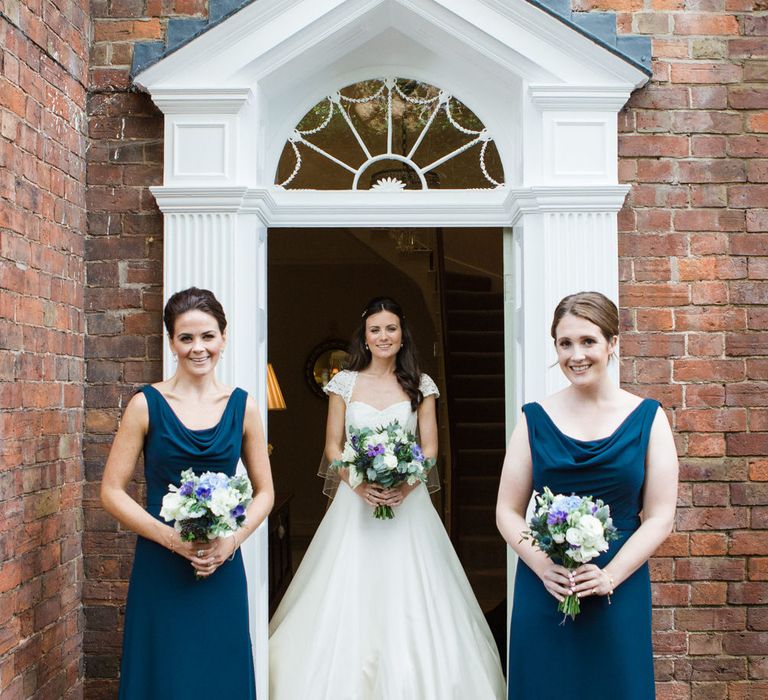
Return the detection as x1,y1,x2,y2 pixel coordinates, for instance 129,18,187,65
347,297,423,411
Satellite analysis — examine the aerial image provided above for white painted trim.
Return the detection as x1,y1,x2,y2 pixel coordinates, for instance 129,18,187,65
172,122,231,179
133,0,648,92
503,224,521,687
528,84,633,112
151,88,254,114
438,0,646,86
541,113,617,184
150,185,631,225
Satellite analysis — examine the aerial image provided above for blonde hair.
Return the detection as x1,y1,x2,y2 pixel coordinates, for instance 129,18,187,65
550,291,619,342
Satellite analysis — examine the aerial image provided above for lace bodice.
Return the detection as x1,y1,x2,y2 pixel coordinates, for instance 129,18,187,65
346,400,417,436
325,370,439,435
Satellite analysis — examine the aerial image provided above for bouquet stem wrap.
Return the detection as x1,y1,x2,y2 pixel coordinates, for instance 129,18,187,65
559,563,582,620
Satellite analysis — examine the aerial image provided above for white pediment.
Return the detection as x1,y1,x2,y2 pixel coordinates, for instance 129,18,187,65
134,0,648,93
137,0,649,197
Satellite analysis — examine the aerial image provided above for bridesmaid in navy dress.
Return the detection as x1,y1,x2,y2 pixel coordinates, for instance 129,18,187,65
101,287,274,699
497,292,678,700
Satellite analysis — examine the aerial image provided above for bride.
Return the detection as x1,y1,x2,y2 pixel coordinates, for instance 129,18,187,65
269,297,505,699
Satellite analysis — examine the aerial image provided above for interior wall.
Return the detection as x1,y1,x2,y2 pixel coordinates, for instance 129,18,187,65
443,228,503,291
267,229,439,544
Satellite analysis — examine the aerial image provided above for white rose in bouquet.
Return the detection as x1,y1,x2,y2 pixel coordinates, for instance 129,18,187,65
565,527,584,546
566,514,609,563
368,432,389,448
348,467,364,490
382,454,398,471
580,514,608,545
210,487,240,518
341,443,357,463
160,491,183,521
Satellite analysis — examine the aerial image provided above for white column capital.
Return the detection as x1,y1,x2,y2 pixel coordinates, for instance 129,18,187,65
152,89,256,188
151,88,254,114
528,84,632,112
151,186,250,213
508,185,630,222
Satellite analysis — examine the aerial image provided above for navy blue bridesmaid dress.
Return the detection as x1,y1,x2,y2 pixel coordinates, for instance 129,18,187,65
508,398,659,700
118,385,256,700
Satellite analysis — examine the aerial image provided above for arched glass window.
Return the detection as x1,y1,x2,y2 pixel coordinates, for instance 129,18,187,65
276,77,504,190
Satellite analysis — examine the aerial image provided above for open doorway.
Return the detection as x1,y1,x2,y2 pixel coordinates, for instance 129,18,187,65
266,226,507,656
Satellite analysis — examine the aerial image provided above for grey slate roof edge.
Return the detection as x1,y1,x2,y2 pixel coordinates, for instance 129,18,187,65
528,0,652,76
131,0,257,78
130,0,653,81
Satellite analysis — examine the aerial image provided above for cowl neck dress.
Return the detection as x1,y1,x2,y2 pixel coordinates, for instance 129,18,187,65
118,385,256,700
507,398,659,700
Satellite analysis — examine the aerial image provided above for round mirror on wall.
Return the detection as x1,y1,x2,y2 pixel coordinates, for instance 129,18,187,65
305,339,350,398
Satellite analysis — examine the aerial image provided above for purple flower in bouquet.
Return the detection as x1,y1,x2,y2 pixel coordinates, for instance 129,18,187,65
179,480,194,497
411,444,424,462
546,509,568,526
366,443,385,457
195,484,212,501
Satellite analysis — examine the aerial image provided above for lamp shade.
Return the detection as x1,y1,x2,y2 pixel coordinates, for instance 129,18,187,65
267,363,287,411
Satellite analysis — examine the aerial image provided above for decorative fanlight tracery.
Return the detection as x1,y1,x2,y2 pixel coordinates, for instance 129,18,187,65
276,77,504,190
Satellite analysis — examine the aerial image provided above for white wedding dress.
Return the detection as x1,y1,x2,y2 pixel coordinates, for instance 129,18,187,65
269,371,506,700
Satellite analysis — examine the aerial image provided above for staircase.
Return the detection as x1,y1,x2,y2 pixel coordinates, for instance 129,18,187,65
443,272,507,614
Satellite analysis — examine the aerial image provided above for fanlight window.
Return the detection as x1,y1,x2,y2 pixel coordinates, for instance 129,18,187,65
276,77,504,190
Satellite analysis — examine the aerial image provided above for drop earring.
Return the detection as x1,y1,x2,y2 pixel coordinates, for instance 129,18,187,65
172,353,178,363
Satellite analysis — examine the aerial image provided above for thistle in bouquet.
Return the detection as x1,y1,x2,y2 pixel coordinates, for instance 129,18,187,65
330,421,435,519
160,469,253,576
521,487,618,621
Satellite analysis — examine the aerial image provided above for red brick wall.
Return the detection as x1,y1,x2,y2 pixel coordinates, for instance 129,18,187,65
614,2,768,698
0,1,90,698
83,5,176,699
80,2,768,699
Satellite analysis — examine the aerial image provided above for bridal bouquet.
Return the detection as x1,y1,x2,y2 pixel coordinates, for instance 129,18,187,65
521,487,618,621
160,469,253,543
330,421,435,520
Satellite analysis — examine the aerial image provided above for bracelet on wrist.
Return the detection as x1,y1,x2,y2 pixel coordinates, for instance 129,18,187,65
228,533,240,561
604,571,615,604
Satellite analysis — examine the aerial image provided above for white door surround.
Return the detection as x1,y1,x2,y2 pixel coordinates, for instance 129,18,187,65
135,0,649,693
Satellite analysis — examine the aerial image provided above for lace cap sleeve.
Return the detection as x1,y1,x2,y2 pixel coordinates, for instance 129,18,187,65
323,370,356,405
419,373,440,399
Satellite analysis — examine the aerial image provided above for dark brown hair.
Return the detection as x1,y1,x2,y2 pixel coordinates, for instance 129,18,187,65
550,291,619,342
163,287,227,336
347,297,423,411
